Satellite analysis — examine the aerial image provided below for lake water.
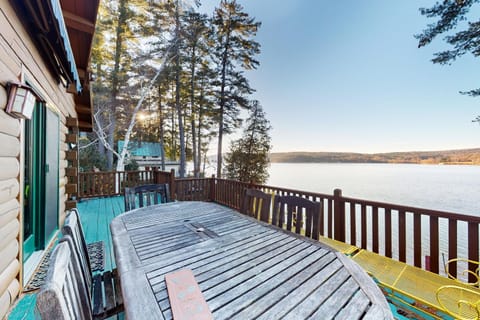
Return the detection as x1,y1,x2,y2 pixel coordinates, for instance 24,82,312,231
267,163,480,271
267,163,480,216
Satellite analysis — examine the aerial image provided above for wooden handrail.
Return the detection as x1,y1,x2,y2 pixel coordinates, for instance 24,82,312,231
79,173,480,281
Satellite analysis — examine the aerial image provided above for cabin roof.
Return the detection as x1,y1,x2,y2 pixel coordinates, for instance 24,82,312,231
62,0,99,131
118,141,164,157
12,0,99,131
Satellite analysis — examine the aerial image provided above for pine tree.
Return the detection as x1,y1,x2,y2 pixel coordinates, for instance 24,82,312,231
224,101,272,184
416,0,480,96
211,0,261,178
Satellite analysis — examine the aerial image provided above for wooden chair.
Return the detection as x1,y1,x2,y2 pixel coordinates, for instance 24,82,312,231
36,240,92,320
272,195,322,240
124,183,171,211
61,210,124,319
241,188,272,222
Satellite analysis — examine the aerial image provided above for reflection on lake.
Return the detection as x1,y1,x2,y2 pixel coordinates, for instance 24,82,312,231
267,163,480,271
268,163,480,216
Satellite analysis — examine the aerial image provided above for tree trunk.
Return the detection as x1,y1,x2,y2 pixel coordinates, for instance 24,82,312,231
190,43,198,177
216,21,231,178
158,84,166,171
175,1,186,177
108,0,128,170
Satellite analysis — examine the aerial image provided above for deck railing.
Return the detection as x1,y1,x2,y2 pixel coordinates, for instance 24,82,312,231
79,171,480,281
78,169,175,198
176,177,480,282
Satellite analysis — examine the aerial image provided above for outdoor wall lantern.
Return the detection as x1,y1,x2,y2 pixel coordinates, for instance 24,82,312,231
5,82,38,119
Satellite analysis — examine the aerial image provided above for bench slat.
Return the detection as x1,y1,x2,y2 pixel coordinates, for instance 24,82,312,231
92,274,104,317
103,271,115,312
113,269,123,307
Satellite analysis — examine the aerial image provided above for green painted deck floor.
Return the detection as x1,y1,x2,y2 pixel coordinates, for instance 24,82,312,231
8,196,126,320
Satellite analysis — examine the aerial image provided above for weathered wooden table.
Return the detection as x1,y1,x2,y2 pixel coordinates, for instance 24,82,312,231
111,201,393,319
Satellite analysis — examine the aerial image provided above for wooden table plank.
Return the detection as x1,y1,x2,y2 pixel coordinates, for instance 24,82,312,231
110,201,393,320
156,239,314,310
282,268,351,319
309,277,361,319
232,252,338,319
255,257,343,320
147,229,280,285
334,289,371,320
209,246,327,316
151,233,295,298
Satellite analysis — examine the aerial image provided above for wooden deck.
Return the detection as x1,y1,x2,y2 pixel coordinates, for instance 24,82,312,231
77,196,125,272
111,201,393,319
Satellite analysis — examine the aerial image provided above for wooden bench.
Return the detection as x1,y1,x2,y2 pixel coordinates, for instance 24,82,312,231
36,239,91,319
59,209,124,319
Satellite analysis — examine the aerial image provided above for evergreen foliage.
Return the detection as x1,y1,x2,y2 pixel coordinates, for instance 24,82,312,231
211,0,261,177
87,0,265,178
224,101,272,184
416,0,480,96
78,137,107,172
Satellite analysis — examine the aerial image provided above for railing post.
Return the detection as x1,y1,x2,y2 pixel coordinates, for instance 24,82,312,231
209,175,216,202
153,167,159,184
333,189,345,242
170,169,176,201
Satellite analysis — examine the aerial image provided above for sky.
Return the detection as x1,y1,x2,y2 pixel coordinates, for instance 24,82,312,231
199,1,480,154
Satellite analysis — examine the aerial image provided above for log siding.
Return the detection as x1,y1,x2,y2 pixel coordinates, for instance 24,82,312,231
0,1,84,317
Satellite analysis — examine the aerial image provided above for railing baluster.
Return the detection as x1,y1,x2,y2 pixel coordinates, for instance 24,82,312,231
398,210,406,262
350,202,356,246
468,221,479,283
372,206,379,253
319,197,324,236
361,204,367,250
385,208,392,258
448,219,458,279
328,199,333,238
413,212,422,268
430,216,439,273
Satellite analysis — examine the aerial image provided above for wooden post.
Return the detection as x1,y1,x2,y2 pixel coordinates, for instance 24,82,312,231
209,175,216,202
153,167,159,184
170,169,176,200
333,189,345,242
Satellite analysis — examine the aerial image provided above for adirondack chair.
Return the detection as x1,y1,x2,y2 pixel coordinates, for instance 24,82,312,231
124,183,171,211
272,195,322,240
61,210,124,319
241,188,272,222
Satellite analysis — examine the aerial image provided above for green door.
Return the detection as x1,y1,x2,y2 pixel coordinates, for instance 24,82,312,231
23,104,59,261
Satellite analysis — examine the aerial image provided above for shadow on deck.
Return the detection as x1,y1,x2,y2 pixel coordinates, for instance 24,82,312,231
8,196,126,320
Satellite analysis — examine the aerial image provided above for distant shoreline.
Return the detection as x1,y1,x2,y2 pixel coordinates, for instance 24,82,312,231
269,148,480,165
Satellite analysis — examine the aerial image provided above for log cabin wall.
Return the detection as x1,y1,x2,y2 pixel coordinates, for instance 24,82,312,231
0,2,78,318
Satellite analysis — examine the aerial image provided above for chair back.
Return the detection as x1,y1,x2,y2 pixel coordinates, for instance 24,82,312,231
61,209,92,295
241,188,272,222
272,195,322,240
124,183,171,211
36,239,92,320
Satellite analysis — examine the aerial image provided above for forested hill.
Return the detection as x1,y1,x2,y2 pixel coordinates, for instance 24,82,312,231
269,148,480,164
